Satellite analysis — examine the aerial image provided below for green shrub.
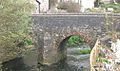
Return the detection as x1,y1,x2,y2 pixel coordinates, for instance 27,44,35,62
96,58,111,64
0,0,34,62
101,3,120,13
67,35,85,47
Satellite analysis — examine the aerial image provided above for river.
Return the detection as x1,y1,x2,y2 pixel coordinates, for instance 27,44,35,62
1,44,91,71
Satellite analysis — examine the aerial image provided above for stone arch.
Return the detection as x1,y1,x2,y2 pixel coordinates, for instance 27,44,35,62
57,32,96,64
58,31,95,49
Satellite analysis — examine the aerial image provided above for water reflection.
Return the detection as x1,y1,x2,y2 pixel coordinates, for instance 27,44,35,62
38,62,88,71
2,57,36,71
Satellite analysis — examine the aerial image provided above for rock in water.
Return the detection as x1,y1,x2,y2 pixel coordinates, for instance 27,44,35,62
90,39,100,71
111,39,120,62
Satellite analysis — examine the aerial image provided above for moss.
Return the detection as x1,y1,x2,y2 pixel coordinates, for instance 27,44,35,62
79,49,91,54
71,49,91,55
96,58,111,64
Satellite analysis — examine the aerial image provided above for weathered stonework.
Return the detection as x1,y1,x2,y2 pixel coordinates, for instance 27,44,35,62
32,13,120,65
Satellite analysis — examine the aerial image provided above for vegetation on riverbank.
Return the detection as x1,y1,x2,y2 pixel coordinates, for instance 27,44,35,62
0,0,34,64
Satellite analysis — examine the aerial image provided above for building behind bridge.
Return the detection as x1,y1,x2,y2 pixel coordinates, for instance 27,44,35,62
32,0,119,14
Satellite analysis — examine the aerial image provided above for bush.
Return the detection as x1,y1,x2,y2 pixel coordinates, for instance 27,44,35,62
50,0,58,7
101,3,120,13
67,35,85,47
57,2,81,13
0,0,34,62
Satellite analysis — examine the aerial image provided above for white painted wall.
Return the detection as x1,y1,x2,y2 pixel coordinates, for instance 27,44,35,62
32,0,49,13
111,39,120,62
40,0,49,12
81,0,94,8
81,0,95,12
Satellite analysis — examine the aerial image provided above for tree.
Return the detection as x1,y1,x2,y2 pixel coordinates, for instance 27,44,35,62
113,0,117,4
0,0,34,63
49,0,58,8
94,0,101,7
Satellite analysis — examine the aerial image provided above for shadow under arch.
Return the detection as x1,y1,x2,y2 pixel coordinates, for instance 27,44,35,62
57,36,71,66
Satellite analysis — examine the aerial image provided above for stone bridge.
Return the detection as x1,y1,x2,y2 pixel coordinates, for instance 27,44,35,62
32,13,120,65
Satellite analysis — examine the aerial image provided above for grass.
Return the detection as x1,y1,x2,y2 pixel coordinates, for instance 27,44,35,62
71,49,91,55
79,49,91,54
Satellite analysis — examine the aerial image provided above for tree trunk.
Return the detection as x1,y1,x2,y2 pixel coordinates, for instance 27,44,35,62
113,0,117,4
49,0,58,9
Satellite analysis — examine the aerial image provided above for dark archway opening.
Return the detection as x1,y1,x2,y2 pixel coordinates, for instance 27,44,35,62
57,35,92,71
